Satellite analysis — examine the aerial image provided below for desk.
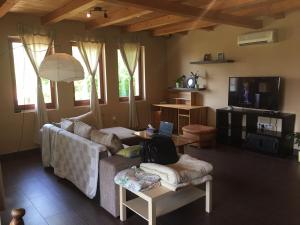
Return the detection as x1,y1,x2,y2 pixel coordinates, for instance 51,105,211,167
151,104,207,135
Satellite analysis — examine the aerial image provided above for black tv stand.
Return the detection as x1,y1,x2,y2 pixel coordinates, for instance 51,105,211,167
216,107,296,157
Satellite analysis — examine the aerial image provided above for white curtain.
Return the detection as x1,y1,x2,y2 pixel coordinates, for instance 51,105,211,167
20,33,53,138
119,42,140,129
77,41,103,129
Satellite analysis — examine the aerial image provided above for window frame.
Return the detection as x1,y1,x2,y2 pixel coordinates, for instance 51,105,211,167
118,47,144,102
9,37,56,112
71,44,106,107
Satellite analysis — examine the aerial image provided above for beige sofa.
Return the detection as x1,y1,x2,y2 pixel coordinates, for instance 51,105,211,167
99,155,141,217
42,121,142,217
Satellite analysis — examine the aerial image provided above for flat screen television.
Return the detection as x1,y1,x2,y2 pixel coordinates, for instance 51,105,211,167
228,76,281,110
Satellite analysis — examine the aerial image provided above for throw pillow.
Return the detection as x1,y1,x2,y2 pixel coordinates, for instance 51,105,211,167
68,112,98,129
91,130,123,155
61,119,74,132
74,121,93,139
52,122,61,128
117,145,141,158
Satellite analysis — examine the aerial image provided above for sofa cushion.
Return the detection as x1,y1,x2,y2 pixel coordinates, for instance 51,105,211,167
61,119,74,132
117,145,141,158
69,111,98,129
52,122,61,128
100,127,142,146
100,127,136,139
74,121,93,139
91,130,123,155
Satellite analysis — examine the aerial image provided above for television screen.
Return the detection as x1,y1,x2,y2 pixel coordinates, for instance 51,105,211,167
228,76,281,110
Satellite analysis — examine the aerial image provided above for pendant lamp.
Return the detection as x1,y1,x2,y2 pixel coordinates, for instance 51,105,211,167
39,53,84,82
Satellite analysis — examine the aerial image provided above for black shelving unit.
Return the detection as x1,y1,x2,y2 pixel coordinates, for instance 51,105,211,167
216,107,296,157
190,59,235,64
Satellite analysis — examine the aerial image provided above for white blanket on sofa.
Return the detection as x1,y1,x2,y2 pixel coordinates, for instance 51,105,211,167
140,154,213,190
42,124,107,199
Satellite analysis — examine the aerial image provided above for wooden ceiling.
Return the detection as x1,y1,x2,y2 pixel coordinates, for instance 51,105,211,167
0,0,300,36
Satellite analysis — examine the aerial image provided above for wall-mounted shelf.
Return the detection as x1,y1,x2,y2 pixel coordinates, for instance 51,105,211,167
168,87,206,92
190,59,235,64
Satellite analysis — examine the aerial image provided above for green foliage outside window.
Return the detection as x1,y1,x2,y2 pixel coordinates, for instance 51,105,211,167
72,46,101,101
117,50,139,97
12,42,52,106
41,78,52,103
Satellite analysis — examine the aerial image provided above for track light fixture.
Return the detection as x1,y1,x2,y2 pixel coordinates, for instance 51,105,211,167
86,7,108,18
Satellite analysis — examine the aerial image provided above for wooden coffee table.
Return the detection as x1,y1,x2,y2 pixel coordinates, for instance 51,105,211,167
134,131,197,153
119,180,212,225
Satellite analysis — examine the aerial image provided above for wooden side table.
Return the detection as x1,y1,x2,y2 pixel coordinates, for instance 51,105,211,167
119,180,212,225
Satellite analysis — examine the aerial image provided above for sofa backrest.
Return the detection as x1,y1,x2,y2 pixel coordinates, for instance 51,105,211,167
45,124,109,159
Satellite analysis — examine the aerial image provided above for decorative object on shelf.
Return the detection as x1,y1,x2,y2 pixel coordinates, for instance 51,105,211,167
203,53,211,61
39,53,84,82
171,71,207,91
186,76,196,88
186,72,200,88
175,75,186,88
193,72,200,89
217,52,225,61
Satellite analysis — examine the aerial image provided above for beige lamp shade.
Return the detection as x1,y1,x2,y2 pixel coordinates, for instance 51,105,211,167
39,53,84,82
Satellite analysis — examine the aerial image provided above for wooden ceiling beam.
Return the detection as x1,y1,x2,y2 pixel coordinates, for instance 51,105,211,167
268,0,300,15
86,7,151,29
230,0,300,17
105,0,263,29
153,20,217,36
127,0,279,33
198,0,281,11
125,0,197,32
152,0,293,36
41,0,98,25
127,15,188,32
0,0,20,18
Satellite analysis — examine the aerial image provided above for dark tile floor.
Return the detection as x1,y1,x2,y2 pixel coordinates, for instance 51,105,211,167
1,146,300,225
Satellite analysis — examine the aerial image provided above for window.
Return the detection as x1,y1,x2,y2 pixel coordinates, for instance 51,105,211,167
10,39,56,111
72,45,105,106
118,48,144,101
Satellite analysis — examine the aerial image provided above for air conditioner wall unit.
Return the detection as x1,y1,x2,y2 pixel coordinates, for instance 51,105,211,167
238,30,276,46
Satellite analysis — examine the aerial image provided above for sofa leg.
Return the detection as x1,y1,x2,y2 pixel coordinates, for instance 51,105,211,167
206,180,212,213
119,186,127,221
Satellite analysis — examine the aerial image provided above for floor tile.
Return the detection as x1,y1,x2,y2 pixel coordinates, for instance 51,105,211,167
46,210,87,225
1,147,300,225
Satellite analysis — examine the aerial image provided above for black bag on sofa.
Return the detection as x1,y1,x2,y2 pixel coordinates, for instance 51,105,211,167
140,134,179,165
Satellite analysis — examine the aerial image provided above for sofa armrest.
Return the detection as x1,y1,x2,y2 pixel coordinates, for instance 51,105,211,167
99,155,141,217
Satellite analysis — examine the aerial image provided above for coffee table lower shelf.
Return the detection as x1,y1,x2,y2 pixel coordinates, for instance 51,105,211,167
119,181,212,225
